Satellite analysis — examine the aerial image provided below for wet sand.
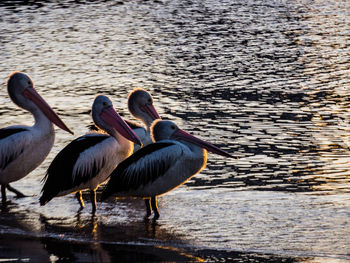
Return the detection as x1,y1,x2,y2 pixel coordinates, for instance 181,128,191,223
0,232,310,263
1,189,349,262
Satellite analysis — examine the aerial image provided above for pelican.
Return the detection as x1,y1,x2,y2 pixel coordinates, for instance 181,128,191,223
0,71,73,203
101,120,233,219
40,95,141,213
89,88,160,152
127,88,161,151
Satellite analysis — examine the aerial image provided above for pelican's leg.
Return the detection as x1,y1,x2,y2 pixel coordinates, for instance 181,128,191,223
1,185,6,203
75,191,85,209
151,196,159,220
144,198,152,217
90,190,96,214
6,184,26,198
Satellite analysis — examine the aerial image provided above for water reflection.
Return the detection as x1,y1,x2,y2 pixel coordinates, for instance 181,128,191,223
0,200,309,262
0,202,200,262
290,2,350,194
0,0,349,261
0,0,45,10
41,236,110,263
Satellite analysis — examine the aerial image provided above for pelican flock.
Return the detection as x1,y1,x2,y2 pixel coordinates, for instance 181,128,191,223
0,71,232,220
101,120,233,219
89,88,161,152
0,72,73,203
40,95,142,213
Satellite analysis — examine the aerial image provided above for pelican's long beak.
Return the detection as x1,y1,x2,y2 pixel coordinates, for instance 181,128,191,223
23,88,74,135
141,104,161,120
101,106,142,146
172,129,233,158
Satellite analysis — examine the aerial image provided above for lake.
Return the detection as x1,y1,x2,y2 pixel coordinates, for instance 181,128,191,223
0,0,349,262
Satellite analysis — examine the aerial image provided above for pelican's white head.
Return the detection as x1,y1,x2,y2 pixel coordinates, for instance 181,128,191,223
92,95,142,145
128,88,161,127
7,71,73,134
151,119,233,158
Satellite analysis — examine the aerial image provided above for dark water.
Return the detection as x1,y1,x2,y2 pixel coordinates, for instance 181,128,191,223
0,0,349,262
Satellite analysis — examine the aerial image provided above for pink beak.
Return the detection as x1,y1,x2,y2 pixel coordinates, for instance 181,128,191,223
23,88,74,135
101,106,142,146
172,129,233,158
141,104,161,120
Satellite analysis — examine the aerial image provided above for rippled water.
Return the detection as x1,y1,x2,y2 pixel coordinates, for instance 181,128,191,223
0,0,349,262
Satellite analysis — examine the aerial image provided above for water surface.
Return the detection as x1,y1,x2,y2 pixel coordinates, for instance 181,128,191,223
0,0,349,262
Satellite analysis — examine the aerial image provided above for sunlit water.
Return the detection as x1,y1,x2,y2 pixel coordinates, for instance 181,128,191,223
0,0,349,262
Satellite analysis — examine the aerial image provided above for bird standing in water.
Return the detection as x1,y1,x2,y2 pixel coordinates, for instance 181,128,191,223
40,95,141,213
0,71,73,203
101,119,233,219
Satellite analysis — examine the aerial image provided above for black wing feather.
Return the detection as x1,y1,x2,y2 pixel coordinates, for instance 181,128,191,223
124,120,142,130
87,123,100,132
101,142,176,200
87,120,141,131
0,127,28,140
0,127,28,170
40,134,109,205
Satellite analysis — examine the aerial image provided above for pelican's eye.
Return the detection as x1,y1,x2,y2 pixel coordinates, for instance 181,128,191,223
102,101,108,107
171,125,176,130
147,98,152,103
27,81,33,88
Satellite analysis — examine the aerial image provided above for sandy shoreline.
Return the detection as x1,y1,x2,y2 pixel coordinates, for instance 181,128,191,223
0,232,311,263
0,191,349,262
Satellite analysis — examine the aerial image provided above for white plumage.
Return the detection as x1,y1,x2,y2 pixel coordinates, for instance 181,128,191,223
127,88,161,152
0,72,73,202
40,95,141,213
101,120,232,219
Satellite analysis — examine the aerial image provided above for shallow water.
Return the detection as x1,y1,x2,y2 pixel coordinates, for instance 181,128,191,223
0,0,349,262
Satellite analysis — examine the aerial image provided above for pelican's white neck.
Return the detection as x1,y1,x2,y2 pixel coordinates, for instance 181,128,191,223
114,131,134,156
184,140,205,156
32,107,54,134
144,118,153,132
132,109,155,132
